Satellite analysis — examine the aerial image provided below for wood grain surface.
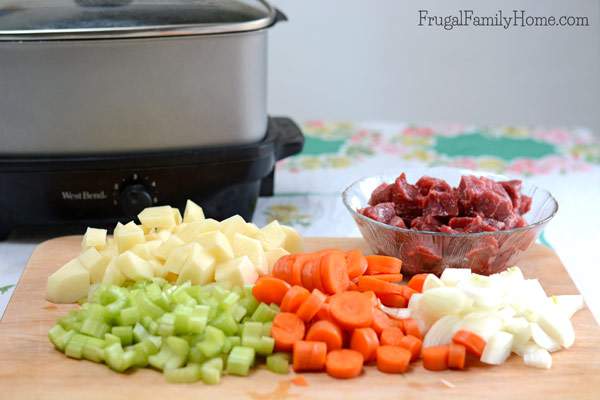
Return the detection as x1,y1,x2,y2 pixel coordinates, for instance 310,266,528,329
0,236,599,400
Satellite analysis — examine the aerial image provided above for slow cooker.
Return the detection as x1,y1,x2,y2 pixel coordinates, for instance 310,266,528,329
0,0,303,238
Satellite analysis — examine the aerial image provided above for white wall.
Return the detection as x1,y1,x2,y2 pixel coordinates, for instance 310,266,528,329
267,0,600,133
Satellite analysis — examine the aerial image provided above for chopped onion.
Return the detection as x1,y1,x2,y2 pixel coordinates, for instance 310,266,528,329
523,345,552,369
440,268,471,286
378,304,411,320
551,295,584,319
420,287,469,320
422,274,444,291
530,322,561,352
458,313,502,341
423,315,461,348
537,309,575,348
481,331,514,365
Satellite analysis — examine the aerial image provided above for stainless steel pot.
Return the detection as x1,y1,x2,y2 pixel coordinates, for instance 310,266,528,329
0,0,286,154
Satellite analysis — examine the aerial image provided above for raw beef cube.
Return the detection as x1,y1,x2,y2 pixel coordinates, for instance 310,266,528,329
458,176,514,220
466,236,499,275
423,189,459,217
411,215,443,232
369,183,393,205
391,173,422,218
415,176,452,195
448,216,480,229
438,225,460,234
482,218,505,231
388,216,407,229
360,202,396,224
407,246,443,275
500,180,523,209
503,214,527,229
518,195,532,215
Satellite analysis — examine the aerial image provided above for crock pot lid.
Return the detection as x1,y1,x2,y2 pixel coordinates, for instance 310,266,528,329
0,0,276,41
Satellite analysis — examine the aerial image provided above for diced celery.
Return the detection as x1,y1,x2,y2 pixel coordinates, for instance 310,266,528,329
105,298,128,320
48,324,67,350
197,326,225,358
147,335,162,350
85,303,109,322
242,322,263,339
105,343,133,372
133,322,149,342
80,318,110,338
58,314,82,332
174,313,191,335
145,283,170,310
118,307,140,326
158,313,176,337
212,285,228,301
231,304,247,322
188,316,208,335
135,292,165,320
250,303,277,323
226,346,255,376
221,292,241,310
172,289,196,307
141,316,159,335
221,337,232,354
127,345,149,368
189,345,207,364
65,333,88,359
148,337,189,371
165,363,202,383
239,297,259,316
266,353,290,374
200,365,221,385
255,336,275,356
228,336,241,348
262,322,272,337
204,357,224,372
112,326,133,346
104,332,121,347
82,337,105,363
210,313,238,336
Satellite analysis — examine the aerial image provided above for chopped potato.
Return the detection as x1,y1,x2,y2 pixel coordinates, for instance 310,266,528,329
78,247,110,284
194,231,234,262
81,227,107,250
258,220,287,251
46,258,90,303
177,219,220,242
215,256,258,287
232,233,268,276
176,244,216,285
183,199,205,223
138,206,176,230
114,223,145,253
265,247,290,274
154,235,185,261
117,251,154,281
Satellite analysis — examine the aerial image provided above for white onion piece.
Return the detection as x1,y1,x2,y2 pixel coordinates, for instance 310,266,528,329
551,295,584,319
421,287,469,320
379,304,411,320
422,274,444,291
523,345,552,369
504,317,531,348
458,313,503,341
440,268,471,286
423,315,461,348
481,331,514,365
537,309,575,348
530,322,561,352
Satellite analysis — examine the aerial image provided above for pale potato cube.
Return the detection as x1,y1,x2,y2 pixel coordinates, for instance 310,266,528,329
130,240,161,260
232,233,268,276
173,222,188,235
265,247,290,274
78,247,110,284
183,199,205,223
194,231,234,262
117,251,154,281
46,258,90,304
258,220,287,251
172,207,183,225
113,222,124,234
177,219,221,243
281,225,303,253
164,244,194,274
154,235,185,261
81,227,107,250
138,205,176,230
177,244,216,285
102,259,125,286
156,229,173,241
114,223,145,253
149,259,167,278
215,256,258,287
220,215,261,240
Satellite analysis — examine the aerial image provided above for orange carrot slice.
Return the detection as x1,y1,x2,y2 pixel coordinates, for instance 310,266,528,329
376,346,411,373
356,276,403,295
365,255,402,275
271,312,306,352
448,342,466,370
301,258,317,292
407,273,428,293
377,293,407,308
280,286,310,313
296,289,327,322
452,330,486,357
252,276,291,306
346,250,368,280
305,320,343,352
350,327,379,362
370,274,404,282
422,345,450,371
329,291,374,330
326,349,364,379
371,308,395,335
293,341,327,372
403,318,422,339
398,335,422,361
380,327,405,346
320,251,350,294
272,255,295,282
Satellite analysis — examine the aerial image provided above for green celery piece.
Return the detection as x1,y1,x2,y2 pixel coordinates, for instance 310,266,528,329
174,313,191,336
226,346,255,376
141,316,159,335
112,326,133,346
242,322,263,339
158,313,176,337
147,335,162,350
266,353,290,374
193,305,210,318
197,326,225,358
118,307,140,326
135,292,165,320
127,345,149,368
232,286,243,296
231,304,247,322
85,303,109,322
200,365,221,385
211,285,228,302
148,337,188,371
48,324,67,351
239,297,259,316
105,297,128,322
255,336,275,356
166,336,190,358
80,318,110,339
104,333,121,347
221,292,241,310
221,337,232,354
172,289,196,307
105,343,133,373
204,357,224,372
269,304,280,313
146,283,170,310
262,322,272,337
188,316,208,335
137,337,161,355
65,333,88,359
242,285,254,298
133,322,149,342
82,337,105,363
164,363,202,383
210,313,238,336
228,336,241,348
250,303,278,323
58,314,82,332
189,345,207,364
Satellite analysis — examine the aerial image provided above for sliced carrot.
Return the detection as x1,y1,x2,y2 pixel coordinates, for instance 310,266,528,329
390,318,405,333
312,257,325,293
448,342,466,370
290,375,309,386
271,312,306,352
320,251,350,294
329,291,374,330
398,335,422,361
291,255,311,286
316,303,332,322
452,330,486,357
252,276,291,306
371,308,395,335
370,274,404,282
422,345,449,371
376,346,411,374
301,258,317,292
296,289,327,322
380,327,405,346
280,286,310,313
403,318,422,339
325,349,364,379
365,255,402,275
305,320,343,352
347,280,358,291
356,276,403,295
350,327,379,362
377,293,407,308
399,285,417,301
407,273,428,293
293,340,327,372
362,290,378,307
346,250,368,280
272,254,295,282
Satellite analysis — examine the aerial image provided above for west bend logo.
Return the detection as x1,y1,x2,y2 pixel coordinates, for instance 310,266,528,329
61,191,108,200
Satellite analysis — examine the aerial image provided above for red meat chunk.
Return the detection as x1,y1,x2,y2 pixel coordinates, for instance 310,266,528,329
369,183,393,205
458,176,514,220
423,189,459,217
411,215,443,232
359,202,396,224
388,216,407,229
500,180,522,209
391,173,422,218
415,176,452,195
518,195,532,215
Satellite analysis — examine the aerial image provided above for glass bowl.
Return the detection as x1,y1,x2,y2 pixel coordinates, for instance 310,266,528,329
342,167,558,276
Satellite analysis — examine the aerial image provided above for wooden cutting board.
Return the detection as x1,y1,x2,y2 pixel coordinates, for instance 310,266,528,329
1,236,599,400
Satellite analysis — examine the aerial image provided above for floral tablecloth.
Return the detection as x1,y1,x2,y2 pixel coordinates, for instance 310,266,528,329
253,121,600,321
1,121,599,321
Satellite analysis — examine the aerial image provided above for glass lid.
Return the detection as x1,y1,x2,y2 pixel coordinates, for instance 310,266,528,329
0,0,277,41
